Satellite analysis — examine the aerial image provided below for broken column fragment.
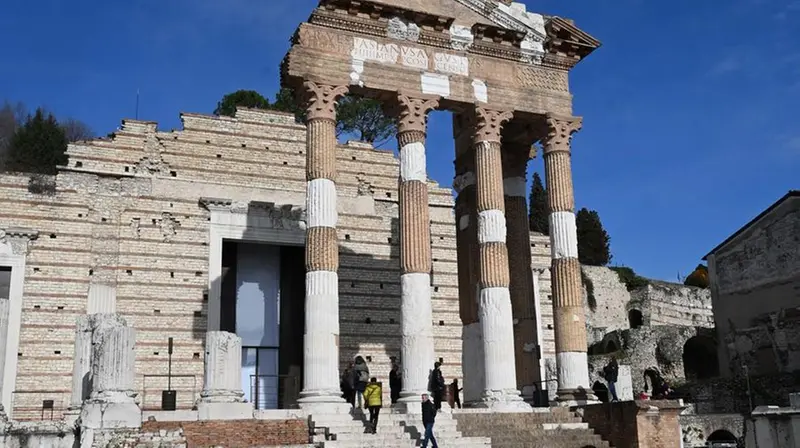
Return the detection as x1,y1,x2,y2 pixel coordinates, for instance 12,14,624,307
197,331,253,420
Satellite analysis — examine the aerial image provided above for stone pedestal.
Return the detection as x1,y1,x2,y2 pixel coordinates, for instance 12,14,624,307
79,316,140,431
197,331,254,420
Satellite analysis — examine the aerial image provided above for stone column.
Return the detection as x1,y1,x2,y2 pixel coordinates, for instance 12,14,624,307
0,298,9,397
501,140,542,403
453,113,483,405
393,94,439,404
298,81,349,407
90,320,136,403
542,113,594,403
199,331,245,403
67,316,93,413
472,107,527,409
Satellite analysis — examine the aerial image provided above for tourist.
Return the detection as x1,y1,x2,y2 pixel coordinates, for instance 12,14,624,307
643,367,671,399
450,379,462,409
341,362,355,406
353,355,370,408
428,362,446,411
389,362,402,404
363,377,383,433
603,356,620,402
421,393,439,448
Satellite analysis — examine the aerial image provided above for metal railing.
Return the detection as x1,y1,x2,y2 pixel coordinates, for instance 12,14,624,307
249,374,301,410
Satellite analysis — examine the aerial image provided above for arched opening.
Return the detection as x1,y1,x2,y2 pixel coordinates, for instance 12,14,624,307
605,340,618,353
707,429,738,447
683,336,719,380
592,381,609,403
628,309,643,329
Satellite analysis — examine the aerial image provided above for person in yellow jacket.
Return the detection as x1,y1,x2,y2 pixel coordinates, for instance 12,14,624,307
363,377,383,433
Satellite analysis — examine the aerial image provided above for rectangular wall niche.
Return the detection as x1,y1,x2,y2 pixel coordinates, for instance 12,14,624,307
0,267,10,299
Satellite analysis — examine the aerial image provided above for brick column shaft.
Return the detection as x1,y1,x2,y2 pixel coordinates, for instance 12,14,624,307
472,108,527,409
395,95,439,403
542,113,594,403
453,117,483,403
501,144,542,402
299,82,348,405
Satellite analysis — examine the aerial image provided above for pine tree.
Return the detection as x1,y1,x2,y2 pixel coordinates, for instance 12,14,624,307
214,90,270,117
4,109,68,175
576,208,612,266
528,171,549,234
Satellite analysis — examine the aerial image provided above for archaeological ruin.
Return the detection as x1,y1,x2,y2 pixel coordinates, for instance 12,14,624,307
1,1,796,447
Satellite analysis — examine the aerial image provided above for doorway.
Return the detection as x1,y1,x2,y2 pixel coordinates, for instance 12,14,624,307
219,241,305,409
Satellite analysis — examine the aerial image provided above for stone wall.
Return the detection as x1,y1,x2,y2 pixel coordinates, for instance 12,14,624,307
0,107,463,419
679,412,744,448
141,419,309,447
582,399,685,448
709,195,800,377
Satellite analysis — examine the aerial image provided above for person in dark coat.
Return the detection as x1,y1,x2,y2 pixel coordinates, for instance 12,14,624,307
389,362,402,404
341,362,355,405
353,356,370,408
603,356,620,402
428,362,445,410
450,379,462,409
421,393,438,448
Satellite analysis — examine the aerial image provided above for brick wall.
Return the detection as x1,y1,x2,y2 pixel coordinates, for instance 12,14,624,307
141,419,308,447
583,400,684,448
0,107,463,419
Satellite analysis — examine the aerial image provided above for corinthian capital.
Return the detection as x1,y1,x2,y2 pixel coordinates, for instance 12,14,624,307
474,107,514,144
302,81,349,122
393,94,439,136
543,113,582,155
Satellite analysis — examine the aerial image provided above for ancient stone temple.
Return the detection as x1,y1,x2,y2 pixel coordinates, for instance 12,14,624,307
1,2,696,448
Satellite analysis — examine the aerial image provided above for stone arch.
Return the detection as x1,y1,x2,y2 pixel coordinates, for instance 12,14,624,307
707,429,738,445
628,309,643,329
605,340,618,353
683,335,719,380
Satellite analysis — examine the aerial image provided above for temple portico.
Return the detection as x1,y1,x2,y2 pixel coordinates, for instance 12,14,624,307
283,0,600,410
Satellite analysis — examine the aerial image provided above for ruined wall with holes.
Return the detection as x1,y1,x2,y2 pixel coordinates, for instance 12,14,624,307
0,107,463,420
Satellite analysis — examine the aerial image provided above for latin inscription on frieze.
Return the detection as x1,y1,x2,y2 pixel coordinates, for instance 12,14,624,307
401,47,429,70
434,53,469,76
352,37,400,64
300,27,351,55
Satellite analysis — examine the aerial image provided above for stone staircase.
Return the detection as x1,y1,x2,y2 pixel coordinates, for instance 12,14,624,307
453,408,612,448
310,407,492,447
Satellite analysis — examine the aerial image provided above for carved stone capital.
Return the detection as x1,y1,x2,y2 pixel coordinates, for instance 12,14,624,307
543,114,582,155
474,107,514,144
302,81,349,122
0,227,39,256
395,94,439,136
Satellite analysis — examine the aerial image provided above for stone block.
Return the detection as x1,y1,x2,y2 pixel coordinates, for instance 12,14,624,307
196,401,254,420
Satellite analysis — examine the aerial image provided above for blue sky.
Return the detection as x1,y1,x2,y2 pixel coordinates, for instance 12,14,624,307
2,0,798,281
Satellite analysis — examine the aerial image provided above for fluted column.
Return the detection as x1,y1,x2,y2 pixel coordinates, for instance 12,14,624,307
472,107,527,409
67,316,93,411
90,320,136,403
393,94,440,404
542,113,595,403
0,298,8,398
199,331,245,403
453,113,484,405
501,139,542,403
298,81,349,405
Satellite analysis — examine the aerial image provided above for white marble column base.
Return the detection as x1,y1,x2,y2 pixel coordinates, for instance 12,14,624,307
297,400,352,415
197,401,254,420
474,390,532,412
80,401,141,430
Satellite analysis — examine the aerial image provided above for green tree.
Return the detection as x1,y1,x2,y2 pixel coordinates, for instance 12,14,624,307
214,90,270,117
4,109,68,175
528,172,549,234
336,96,395,145
576,207,612,266
271,87,306,122
684,264,710,288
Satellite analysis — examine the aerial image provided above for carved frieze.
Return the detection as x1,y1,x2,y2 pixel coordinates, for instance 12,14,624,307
200,198,307,231
542,114,582,155
387,17,420,42
515,66,569,93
